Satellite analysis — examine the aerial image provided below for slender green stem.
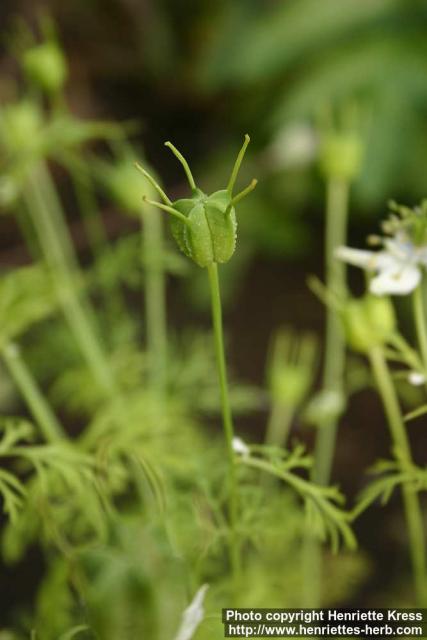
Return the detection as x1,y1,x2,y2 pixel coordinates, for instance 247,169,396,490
206,262,239,583
413,284,427,370
303,178,350,607
22,164,117,396
141,206,168,392
14,204,41,261
302,524,322,607
58,287,116,394
69,163,127,333
35,161,81,273
265,403,293,447
70,164,108,264
313,178,349,484
369,345,426,605
2,342,65,442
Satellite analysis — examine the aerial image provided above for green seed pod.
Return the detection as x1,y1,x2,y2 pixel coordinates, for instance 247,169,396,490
343,295,396,353
3,101,43,154
101,156,158,216
136,136,257,268
23,40,68,94
319,132,363,181
268,328,318,409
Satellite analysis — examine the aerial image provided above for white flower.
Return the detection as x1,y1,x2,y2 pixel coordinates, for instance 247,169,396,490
408,371,426,386
232,436,250,458
336,233,427,296
174,584,209,640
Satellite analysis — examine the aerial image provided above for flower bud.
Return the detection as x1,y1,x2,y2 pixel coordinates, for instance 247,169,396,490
271,366,309,407
102,158,158,216
2,102,43,155
23,41,68,94
343,295,395,353
319,132,363,181
268,329,317,409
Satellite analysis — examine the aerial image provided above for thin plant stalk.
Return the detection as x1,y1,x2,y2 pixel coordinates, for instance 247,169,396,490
70,165,108,264
369,344,426,605
303,177,350,607
35,161,81,273
265,403,293,447
412,284,427,369
14,205,41,262
2,342,65,442
207,262,239,583
313,177,350,484
69,163,127,331
141,206,168,392
22,163,117,396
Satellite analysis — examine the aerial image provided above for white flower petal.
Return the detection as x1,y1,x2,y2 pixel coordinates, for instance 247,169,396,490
174,585,209,640
385,237,416,261
335,247,396,271
232,436,250,457
370,264,421,296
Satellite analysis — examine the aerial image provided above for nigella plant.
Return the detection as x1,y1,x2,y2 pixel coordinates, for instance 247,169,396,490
337,201,427,371
337,201,427,605
304,109,364,607
136,136,257,588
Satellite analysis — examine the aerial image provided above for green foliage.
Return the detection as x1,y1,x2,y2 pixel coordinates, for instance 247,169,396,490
237,443,356,552
354,459,427,520
0,419,108,561
0,418,34,522
192,0,427,208
0,265,56,348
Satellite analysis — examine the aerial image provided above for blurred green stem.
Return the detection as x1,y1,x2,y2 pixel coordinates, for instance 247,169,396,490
313,178,349,483
2,342,65,442
369,345,426,605
70,164,126,324
303,177,349,607
70,165,108,263
413,284,427,369
22,162,117,397
207,262,240,587
265,403,293,447
15,205,41,261
141,206,167,393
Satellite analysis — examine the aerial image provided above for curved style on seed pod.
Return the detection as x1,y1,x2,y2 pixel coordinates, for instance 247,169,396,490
136,135,257,268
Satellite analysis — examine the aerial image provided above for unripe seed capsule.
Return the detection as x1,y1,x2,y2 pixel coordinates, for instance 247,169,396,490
343,295,395,353
136,135,257,268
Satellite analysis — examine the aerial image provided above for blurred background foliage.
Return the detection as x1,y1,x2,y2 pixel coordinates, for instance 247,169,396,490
1,0,427,635
3,0,427,284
